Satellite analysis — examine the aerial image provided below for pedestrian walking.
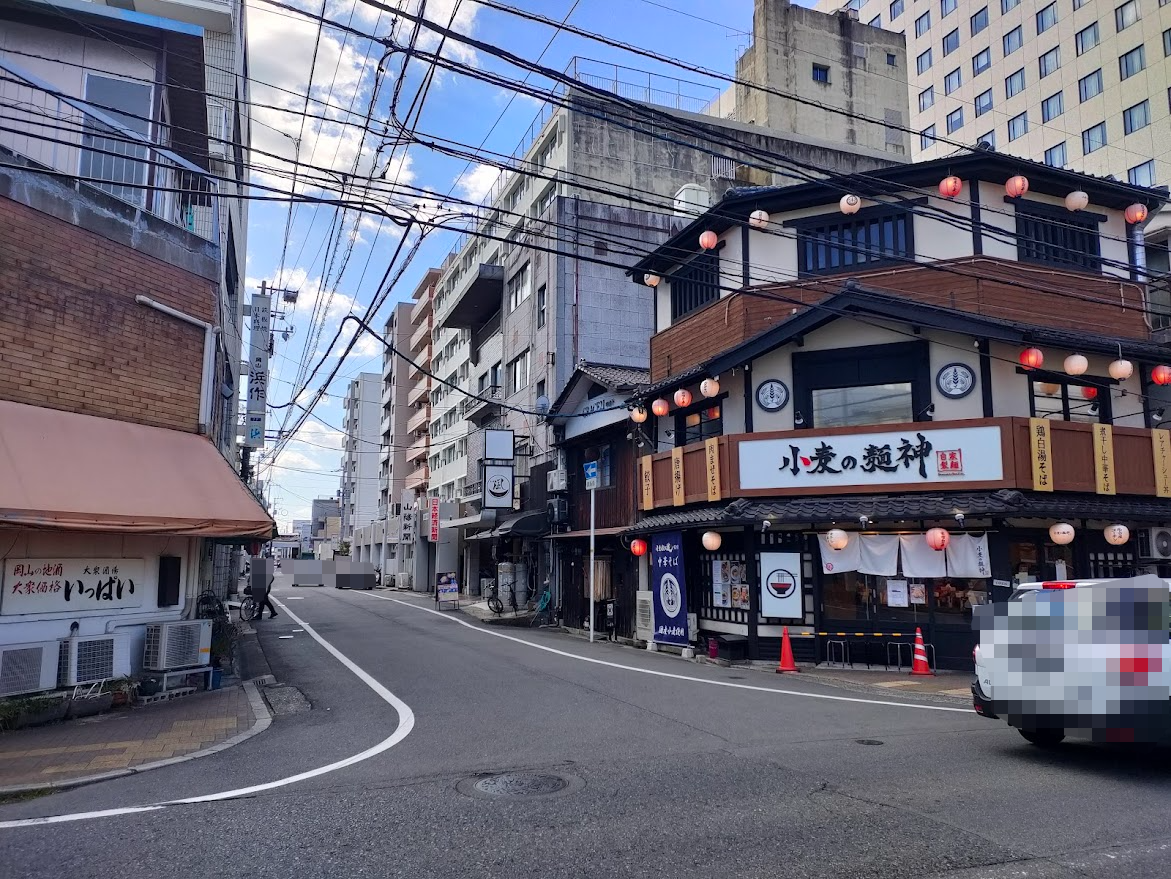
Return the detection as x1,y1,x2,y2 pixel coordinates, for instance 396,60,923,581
252,574,278,619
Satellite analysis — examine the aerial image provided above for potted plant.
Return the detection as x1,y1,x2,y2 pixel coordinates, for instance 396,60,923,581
66,686,115,719
104,677,139,709
0,693,70,730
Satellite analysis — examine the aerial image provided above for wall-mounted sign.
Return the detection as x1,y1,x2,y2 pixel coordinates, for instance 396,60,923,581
401,507,416,543
245,292,272,448
578,395,621,417
670,447,685,506
704,437,721,502
650,532,689,647
1092,423,1115,495
484,428,515,460
428,498,440,542
1029,417,1053,492
1153,429,1171,499
738,425,1003,491
640,456,654,511
756,379,789,412
483,464,515,509
2,559,147,615
760,552,802,619
935,363,976,399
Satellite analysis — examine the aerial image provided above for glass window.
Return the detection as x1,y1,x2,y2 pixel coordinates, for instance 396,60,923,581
890,0,905,19
1044,141,1067,166
812,383,914,428
813,63,831,83
1002,0,1020,10
975,89,993,115
795,208,914,276
1016,204,1102,271
941,0,957,14
1128,160,1155,187
1078,68,1103,101
1082,120,1107,153
943,28,960,54
1119,45,1145,79
1006,68,1026,97
1031,380,1103,423
1073,0,1089,8
507,263,531,311
1003,25,1023,55
1041,91,1064,121
916,11,931,36
1165,27,1171,56
1039,46,1061,77
919,86,936,111
1008,111,1029,140
944,67,962,93
681,403,722,444
1123,100,1150,133
1114,0,1139,31
1036,2,1058,33
506,350,530,396
973,47,992,74
670,252,719,321
971,6,988,34
917,48,933,73
887,53,898,66
978,129,996,149
80,74,154,208
1076,22,1099,55
921,124,937,149
869,15,882,26
947,107,965,132
536,284,546,328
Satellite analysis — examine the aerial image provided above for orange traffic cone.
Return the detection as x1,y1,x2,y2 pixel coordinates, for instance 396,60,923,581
776,626,799,674
910,627,934,676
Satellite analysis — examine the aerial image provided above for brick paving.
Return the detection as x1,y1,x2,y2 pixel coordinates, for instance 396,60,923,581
0,686,255,789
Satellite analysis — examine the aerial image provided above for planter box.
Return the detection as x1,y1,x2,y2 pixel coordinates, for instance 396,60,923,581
66,693,115,719
4,696,69,730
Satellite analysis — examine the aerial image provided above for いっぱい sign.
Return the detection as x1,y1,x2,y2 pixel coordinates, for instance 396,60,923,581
2,558,147,615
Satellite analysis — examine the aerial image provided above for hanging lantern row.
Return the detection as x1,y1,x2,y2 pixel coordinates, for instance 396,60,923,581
1125,203,1149,225
1047,523,1132,546
1154,365,1171,386
1065,190,1089,212
630,405,648,424
925,527,950,551
1005,175,1029,198
1020,347,1165,386
634,378,722,422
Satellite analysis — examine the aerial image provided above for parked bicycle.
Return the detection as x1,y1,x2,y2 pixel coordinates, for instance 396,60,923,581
486,581,504,615
238,577,273,622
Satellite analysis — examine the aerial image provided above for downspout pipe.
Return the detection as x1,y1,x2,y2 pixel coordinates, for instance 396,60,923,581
135,294,221,434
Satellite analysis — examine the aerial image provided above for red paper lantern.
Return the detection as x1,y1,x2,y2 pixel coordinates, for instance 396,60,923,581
651,398,670,416
630,539,648,557
1125,203,1149,224
1005,175,1029,198
1153,365,1171,386
674,388,693,408
1081,385,1098,400
1019,347,1044,370
939,175,962,198
699,230,718,250
925,527,950,551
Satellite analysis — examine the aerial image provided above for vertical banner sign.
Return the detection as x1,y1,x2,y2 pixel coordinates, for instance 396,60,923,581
245,292,272,448
704,437,721,502
759,552,803,619
640,455,655,511
650,531,689,647
1092,423,1115,495
1153,429,1171,499
1028,417,1052,492
671,447,685,507
428,497,440,542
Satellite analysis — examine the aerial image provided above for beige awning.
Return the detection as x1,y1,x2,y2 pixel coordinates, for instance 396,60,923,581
0,401,274,537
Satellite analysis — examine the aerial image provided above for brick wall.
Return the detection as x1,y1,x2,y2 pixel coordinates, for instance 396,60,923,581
0,194,215,432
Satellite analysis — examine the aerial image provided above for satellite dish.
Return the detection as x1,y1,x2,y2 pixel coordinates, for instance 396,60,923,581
535,395,551,415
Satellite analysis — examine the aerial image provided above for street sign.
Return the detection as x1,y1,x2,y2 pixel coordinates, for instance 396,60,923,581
583,460,599,491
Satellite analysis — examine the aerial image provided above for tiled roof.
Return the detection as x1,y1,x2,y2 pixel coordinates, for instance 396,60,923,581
578,362,649,391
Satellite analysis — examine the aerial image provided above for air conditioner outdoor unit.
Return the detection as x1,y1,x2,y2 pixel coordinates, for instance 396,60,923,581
144,620,213,672
547,498,569,525
59,635,130,687
1137,527,1171,560
0,641,60,697
546,468,568,493
635,591,654,642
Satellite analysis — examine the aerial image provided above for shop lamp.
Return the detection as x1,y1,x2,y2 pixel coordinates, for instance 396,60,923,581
701,531,722,551
1108,359,1133,381
644,273,661,287
651,398,670,417
839,194,861,215
674,388,693,408
699,230,719,250
938,175,962,198
825,528,849,551
748,209,770,229
1125,203,1149,225
1063,354,1088,376
1064,190,1089,212
925,527,950,551
1153,365,1171,386
1081,386,1098,401
1048,522,1075,545
1005,175,1029,198
700,377,721,398
1019,347,1044,370
1104,524,1130,546
630,538,648,557
630,405,648,424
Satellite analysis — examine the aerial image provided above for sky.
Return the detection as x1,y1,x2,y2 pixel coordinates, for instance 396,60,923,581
244,0,767,531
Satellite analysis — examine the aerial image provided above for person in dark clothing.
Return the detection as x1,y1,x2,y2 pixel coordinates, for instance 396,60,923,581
254,576,278,619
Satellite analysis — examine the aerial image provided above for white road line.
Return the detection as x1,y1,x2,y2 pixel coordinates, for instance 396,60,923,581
362,593,971,715
0,597,415,829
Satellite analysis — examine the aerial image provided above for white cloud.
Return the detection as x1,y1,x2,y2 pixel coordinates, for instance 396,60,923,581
274,450,326,472
453,163,500,204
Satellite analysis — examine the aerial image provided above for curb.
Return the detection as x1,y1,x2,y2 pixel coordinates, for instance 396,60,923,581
0,681,274,797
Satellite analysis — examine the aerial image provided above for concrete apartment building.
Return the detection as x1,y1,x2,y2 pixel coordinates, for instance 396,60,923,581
338,373,381,544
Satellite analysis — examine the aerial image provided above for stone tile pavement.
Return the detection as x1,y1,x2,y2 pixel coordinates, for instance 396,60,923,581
0,685,263,791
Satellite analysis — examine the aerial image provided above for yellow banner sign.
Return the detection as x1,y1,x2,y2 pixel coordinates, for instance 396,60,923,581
1153,429,1171,498
1092,423,1115,495
640,455,655,510
671,447,685,507
705,438,721,502
1028,417,1053,492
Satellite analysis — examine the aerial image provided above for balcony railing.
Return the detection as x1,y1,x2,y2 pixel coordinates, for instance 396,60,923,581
405,465,428,491
407,381,430,407
409,319,431,353
461,385,502,420
0,59,219,242
407,405,430,434
410,292,433,324
1149,273,1171,331
406,434,429,463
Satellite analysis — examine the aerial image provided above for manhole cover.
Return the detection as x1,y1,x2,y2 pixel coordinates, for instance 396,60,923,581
855,739,884,746
457,771,584,800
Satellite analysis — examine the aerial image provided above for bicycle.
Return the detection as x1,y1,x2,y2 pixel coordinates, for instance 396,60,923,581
238,577,273,623
486,582,504,615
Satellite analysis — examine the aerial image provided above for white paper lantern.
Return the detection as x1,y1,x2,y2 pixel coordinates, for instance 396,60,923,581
700,377,720,398
1064,354,1088,376
1064,190,1089,212
748,209,770,229
1108,359,1133,381
701,531,723,551
644,273,661,287
840,194,861,215
1049,523,1075,545
630,405,648,424
1104,524,1130,546
825,528,849,550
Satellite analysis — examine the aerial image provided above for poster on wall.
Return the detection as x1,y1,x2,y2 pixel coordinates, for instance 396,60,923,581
1,559,147,616
730,562,748,610
712,560,731,608
436,572,459,606
759,552,802,619
886,579,909,608
650,532,689,646
909,583,927,605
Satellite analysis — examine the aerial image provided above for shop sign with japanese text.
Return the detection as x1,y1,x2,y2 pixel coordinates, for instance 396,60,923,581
737,425,1003,490
2,559,146,615
650,532,689,647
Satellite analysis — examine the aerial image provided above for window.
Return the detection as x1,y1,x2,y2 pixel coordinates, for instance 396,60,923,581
1001,0,1019,11
669,252,720,321
1123,100,1150,133
1165,27,1171,55
978,129,996,149
1078,69,1103,101
679,403,723,444
947,107,965,132
920,124,937,149
1076,22,1099,55
1041,91,1064,121
941,0,957,15
507,263,531,311
919,86,936,111
1008,111,1029,140
1039,46,1061,77
536,284,546,328
975,89,993,115
943,28,960,54
971,6,988,34
869,15,882,26
917,48,933,73
793,206,914,276
1006,68,1026,96
1015,201,1102,271
1030,379,1108,424
1036,2,1058,33
915,11,931,36
1044,141,1067,166
1128,160,1155,187
887,52,898,66
506,351,530,396
944,67,962,93
489,361,502,389
812,63,831,83
535,379,546,405
1081,121,1107,154
890,0,904,18
80,74,154,207
1119,45,1145,79
973,47,991,74
813,384,914,428
1003,26,1023,54
1114,0,1139,31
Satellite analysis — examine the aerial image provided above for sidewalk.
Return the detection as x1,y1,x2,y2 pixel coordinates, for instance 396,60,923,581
0,683,268,793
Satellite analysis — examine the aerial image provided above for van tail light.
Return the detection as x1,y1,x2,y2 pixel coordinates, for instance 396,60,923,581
1041,581,1076,589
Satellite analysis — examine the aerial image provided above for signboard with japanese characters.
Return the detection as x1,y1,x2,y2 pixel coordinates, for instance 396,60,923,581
737,425,1004,491
704,438,721,502
2,559,147,615
650,532,689,647
670,447,685,506
245,292,272,449
1092,423,1115,495
640,455,655,511
428,498,441,542
1029,417,1053,492
1153,429,1171,499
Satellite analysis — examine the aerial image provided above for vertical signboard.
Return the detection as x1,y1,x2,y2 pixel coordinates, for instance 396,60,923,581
759,552,803,619
428,497,440,542
1092,423,1115,495
671,447,685,507
245,291,272,449
640,455,654,510
704,437,721,502
650,531,689,647
1028,417,1052,492
1153,429,1171,499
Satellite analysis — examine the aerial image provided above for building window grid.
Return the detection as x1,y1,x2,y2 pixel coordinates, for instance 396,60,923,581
1114,0,1140,31
1001,0,1020,11
1128,160,1155,187
1044,141,1068,166
1119,45,1145,79
941,0,957,16
1076,22,1099,55
669,251,720,321
973,47,992,74
978,130,996,149
919,86,936,111
944,67,962,94
947,107,965,133
1015,204,1102,271
1008,111,1029,140
916,11,931,37
890,0,905,19
975,89,993,116
1123,100,1150,134
812,64,831,83
1042,90,1064,121
795,209,914,277
1082,121,1108,154
921,124,937,150
1036,2,1058,33
1006,68,1026,97
1004,25,1023,55
971,6,988,35
943,28,960,55
1039,46,1061,77
1078,69,1103,101
917,48,933,73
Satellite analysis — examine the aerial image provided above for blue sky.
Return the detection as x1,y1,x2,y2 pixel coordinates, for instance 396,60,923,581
244,0,768,529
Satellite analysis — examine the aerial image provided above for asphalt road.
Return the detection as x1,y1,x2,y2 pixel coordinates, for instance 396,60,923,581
4,577,1171,878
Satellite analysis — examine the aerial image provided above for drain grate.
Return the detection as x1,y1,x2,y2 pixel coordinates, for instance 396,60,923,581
457,770,584,800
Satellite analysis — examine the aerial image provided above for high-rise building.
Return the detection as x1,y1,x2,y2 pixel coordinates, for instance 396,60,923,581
339,374,381,544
